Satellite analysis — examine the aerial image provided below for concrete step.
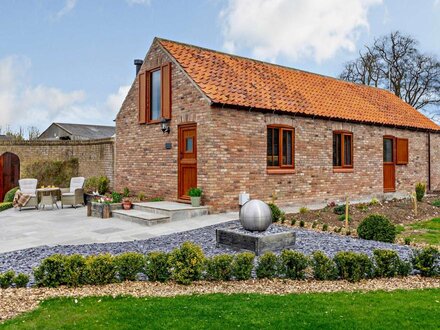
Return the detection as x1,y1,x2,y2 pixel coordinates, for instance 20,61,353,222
112,209,170,226
132,201,209,221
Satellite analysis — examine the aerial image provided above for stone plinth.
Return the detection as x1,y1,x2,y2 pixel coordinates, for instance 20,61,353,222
216,224,296,255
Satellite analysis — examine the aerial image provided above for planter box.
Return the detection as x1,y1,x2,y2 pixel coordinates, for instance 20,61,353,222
89,202,122,219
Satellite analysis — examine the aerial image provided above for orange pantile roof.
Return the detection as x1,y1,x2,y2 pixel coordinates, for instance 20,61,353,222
158,38,440,131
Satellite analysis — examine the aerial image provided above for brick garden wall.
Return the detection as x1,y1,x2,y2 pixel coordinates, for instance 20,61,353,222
115,39,440,212
0,138,114,185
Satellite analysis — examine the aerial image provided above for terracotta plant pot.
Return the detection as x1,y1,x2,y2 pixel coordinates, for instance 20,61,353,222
122,201,132,210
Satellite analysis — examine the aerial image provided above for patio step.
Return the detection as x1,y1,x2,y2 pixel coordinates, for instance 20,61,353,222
112,209,170,226
132,201,209,221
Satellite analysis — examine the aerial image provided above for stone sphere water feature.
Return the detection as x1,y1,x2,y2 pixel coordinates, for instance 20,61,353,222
240,199,272,231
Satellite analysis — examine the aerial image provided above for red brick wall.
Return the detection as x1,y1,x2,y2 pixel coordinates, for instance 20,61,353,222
115,39,439,212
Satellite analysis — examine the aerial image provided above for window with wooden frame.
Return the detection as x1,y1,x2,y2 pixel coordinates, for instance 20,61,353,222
138,62,172,124
333,131,353,170
267,125,294,173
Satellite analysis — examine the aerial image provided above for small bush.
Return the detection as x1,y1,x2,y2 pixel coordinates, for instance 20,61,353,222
415,182,426,202
111,192,123,203
431,200,440,207
0,202,13,212
404,237,411,245
338,214,352,222
278,250,309,280
412,247,439,277
322,224,328,231
123,187,130,198
299,220,305,227
232,252,255,280
312,222,318,229
3,187,18,203
357,214,396,243
137,192,146,201
256,252,279,279
169,242,205,285
0,270,15,288
64,254,87,287
373,249,407,278
205,254,234,281
145,251,170,282
14,273,30,288
188,187,202,197
299,206,309,214
115,252,145,281
334,251,373,282
85,254,117,285
311,251,338,280
333,204,345,215
369,197,380,206
33,254,68,288
98,176,110,195
290,219,296,226
268,203,284,222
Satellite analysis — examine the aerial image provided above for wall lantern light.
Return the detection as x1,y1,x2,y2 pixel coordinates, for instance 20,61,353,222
160,118,171,134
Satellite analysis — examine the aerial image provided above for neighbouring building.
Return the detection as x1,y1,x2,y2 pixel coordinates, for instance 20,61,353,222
115,37,440,212
39,123,115,140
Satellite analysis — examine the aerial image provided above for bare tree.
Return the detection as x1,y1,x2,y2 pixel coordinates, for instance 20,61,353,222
27,126,40,140
340,31,440,112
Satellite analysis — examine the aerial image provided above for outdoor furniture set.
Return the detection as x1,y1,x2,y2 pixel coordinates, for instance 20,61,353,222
15,177,85,211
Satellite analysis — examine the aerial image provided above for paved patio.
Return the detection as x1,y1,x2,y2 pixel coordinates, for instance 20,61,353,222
0,205,238,253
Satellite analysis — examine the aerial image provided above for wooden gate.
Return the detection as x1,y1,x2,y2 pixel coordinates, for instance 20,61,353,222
0,152,20,201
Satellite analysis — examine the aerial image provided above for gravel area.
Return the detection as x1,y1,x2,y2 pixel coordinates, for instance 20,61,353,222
1,277,439,322
0,221,414,278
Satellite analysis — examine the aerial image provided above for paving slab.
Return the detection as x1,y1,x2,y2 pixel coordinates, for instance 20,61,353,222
0,203,237,253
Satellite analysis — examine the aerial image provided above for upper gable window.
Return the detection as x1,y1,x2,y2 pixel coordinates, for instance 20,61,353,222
333,131,353,169
138,63,172,124
150,69,161,121
267,125,294,172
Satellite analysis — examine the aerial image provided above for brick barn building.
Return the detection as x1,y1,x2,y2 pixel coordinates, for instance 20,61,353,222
115,38,440,212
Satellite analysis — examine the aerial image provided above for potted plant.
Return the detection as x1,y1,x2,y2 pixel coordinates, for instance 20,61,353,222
188,187,202,207
122,198,132,210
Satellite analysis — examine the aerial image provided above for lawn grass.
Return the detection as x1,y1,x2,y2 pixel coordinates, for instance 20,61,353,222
1,289,439,329
407,218,440,245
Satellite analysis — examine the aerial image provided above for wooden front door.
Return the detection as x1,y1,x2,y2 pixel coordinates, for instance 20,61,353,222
0,152,20,201
178,124,197,200
383,137,396,192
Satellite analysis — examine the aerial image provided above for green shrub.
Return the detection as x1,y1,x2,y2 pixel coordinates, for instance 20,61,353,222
0,202,13,212
268,203,283,222
33,254,68,287
137,192,146,201
311,251,338,280
111,192,122,203
232,252,255,280
187,187,202,197
415,182,426,202
357,214,396,243
84,176,99,193
0,270,15,288
64,254,87,287
256,252,279,279
412,247,439,277
205,254,234,281
24,158,79,187
369,197,380,206
278,250,309,280
431,200,440,207
299,207,309,214
334,251,373,282
312,222,318,229
299,220,305,227
98,176,110,195
115,252,145,281
169,242,206,285
333,204,345,215
404,237,411,245
149,196,164,202
322,224,328,231
338,214,352,222
3,187,18,203
14,273,30,288
85,254,117,285
373,249,408,278
145,251,170,282
123,187,130,198
290,219,296,226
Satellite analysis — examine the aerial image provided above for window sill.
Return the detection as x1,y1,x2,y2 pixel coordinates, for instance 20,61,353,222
146,120,161,125
333,168,354,173
267,168,296,175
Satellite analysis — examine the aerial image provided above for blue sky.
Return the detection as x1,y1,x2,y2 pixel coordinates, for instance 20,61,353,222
1,0,439,134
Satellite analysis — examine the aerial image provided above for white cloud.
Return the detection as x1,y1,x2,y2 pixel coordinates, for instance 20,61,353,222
126,0,151,5
0,55,125,134
220,0,383,62
55,0,77,19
